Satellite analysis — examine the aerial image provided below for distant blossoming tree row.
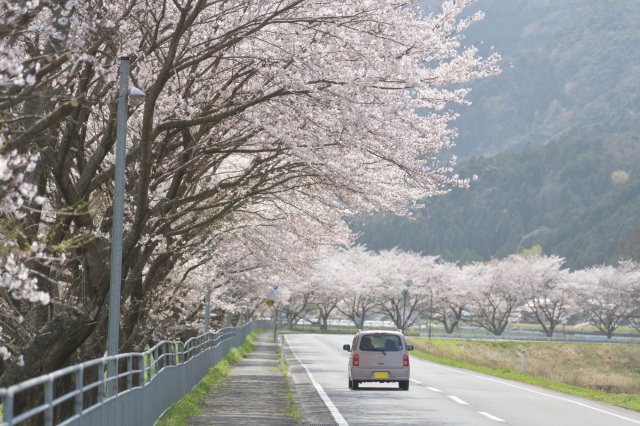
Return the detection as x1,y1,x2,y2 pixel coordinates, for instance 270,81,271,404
1,0,500,393
273,247,640,339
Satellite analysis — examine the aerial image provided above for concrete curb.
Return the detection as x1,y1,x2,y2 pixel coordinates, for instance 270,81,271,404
280,335,338,426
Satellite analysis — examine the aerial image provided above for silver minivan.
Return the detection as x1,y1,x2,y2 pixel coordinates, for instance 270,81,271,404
342,330,414,390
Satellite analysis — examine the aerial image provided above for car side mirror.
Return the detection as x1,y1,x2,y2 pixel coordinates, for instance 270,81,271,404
343,344,351,351
406,344,414,351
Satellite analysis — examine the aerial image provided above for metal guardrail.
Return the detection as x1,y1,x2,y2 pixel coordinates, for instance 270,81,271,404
417,325,640,344
420,332,640,344
0,320,271,426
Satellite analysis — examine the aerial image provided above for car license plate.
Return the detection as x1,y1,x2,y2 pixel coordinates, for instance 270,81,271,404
374,372,389,379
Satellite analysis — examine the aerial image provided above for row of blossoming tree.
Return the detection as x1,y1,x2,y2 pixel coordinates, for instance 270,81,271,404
1,0,500,397
276,247,640,339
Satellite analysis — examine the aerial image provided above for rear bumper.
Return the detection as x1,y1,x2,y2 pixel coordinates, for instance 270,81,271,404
350,367,410,382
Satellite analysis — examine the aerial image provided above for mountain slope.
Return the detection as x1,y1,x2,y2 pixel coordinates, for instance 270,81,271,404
440,0,640,159
354,125,640,269
353,1,640,268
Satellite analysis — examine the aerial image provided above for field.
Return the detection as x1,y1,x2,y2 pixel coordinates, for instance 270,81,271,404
407,338,640,411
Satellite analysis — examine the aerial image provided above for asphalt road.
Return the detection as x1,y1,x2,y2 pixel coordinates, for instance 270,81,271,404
284,333,640,426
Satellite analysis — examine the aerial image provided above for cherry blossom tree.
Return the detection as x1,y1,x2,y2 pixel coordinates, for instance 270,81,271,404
373,249,414,331
374,249,439,331
2,0,501,392
433,261,468,334
279,263,322,329
335,245,383,329
465,256,525,336
573,263,640,339
0,0,107,372
303,247,352,330
519,255,572,337
616,260,640,326
144,206,342,341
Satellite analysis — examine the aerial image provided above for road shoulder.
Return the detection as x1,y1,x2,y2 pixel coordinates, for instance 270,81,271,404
281,334,339,426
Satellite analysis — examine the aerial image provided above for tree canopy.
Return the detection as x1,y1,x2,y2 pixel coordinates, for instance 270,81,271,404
0,0,499,386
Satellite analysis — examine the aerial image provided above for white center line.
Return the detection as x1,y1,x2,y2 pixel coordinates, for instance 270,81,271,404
479,412,506,422
413,357,640,424
448,395,469,405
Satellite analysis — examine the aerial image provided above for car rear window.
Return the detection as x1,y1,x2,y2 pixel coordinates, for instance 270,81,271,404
359,334,403,351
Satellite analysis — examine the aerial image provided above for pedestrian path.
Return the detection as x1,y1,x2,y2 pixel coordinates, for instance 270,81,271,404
187,333,337,426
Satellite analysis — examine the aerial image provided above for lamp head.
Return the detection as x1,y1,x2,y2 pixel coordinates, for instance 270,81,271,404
128,87,146,107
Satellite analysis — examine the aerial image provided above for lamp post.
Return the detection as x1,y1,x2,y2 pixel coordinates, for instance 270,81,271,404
402,279,413,331
204,283,211,333
204,242,212,333
107,57,145,395
428,286,433,340
269,285,279,342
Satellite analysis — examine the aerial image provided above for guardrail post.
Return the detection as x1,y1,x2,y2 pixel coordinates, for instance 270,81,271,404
4,389,14,422
44,378,53,425
127,356,133,390
76,365,84,417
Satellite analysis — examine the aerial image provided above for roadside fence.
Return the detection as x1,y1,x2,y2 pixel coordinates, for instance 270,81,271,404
0,320,270,426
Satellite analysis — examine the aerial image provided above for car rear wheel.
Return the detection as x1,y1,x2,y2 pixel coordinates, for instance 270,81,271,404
399,380,409,390
352,380,360,390
348,378,352,388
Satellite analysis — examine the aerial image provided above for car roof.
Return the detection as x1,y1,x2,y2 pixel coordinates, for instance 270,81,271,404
356,330,404,336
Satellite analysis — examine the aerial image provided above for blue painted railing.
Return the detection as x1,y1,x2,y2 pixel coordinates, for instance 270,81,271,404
0,320,270,425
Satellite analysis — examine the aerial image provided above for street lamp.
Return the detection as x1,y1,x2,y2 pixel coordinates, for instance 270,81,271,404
107,57,145,395
428,286,433,340
204,242,212,333
268,285,279,342
402,279,413,331
204,283,211,333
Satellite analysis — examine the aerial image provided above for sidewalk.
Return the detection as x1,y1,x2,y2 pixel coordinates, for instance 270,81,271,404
187,333,337,426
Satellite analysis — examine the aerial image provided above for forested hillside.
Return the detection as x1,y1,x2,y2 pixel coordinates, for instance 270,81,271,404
353,1,640,269
436,0,640,159
354,125,640,270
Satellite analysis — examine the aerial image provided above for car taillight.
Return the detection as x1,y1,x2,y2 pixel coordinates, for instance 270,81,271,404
353,354,359,367
403,354,409,367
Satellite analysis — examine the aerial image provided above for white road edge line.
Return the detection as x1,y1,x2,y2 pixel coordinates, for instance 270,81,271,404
427,387,442,392
284,336,349,426
448,395,469,405
412,357,640,424
478,412,506,422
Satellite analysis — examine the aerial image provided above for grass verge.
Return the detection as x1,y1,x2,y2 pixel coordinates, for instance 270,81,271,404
155,331,260,425
408,339,640,412
277,346,301,423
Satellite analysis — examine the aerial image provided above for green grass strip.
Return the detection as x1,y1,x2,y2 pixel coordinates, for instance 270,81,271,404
277,346,300,423
411,350,640,412
156,331,260,426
